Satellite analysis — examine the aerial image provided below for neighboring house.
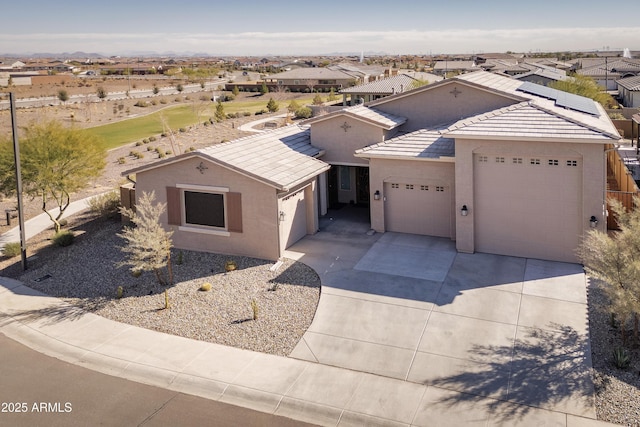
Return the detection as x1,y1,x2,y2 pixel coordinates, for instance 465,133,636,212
339,74,421,105
513,65,568,86
125,71,624,263
617,75,640,108
432,60,477,75
578,58,640,91
263,68,359,91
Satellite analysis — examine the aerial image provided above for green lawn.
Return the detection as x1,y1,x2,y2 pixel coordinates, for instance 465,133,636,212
87,96,317,150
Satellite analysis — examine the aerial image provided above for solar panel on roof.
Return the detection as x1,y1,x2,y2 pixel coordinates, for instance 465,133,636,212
517,81,600,117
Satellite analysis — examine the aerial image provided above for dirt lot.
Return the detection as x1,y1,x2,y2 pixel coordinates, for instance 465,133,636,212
0,75,309,240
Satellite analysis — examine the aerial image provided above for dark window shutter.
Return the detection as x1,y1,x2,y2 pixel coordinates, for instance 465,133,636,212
227,192,243,233
166,187,181,226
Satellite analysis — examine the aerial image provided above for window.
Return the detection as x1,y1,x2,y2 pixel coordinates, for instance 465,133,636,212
406,184,414,190
566,160,578,167
548,159,559,166
391,183,399,189
436,186,444,192
478,156,488,163
420,185,429,191
530,158,540,165
184,191,225,228
166,186,242,234
495,157,505,163
512,157,522,164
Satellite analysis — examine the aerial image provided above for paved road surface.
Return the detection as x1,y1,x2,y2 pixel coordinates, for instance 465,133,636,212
0,333,316,427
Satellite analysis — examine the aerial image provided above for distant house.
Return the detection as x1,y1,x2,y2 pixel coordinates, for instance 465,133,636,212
432,60,477,75
339,73,442,105
262,68,359,92
578,58,640,91
125,71,625,264
617,76,640,107
513,65,568,86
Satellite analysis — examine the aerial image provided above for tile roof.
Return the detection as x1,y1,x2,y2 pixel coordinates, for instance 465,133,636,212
125,125,330,191
304,104,406,130
445,102,619,141
340,74,419,94
617,75,640,91
456,71,620,139
355,129,455,160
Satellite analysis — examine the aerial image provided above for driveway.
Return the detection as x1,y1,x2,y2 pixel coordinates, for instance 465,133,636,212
284,209,595,419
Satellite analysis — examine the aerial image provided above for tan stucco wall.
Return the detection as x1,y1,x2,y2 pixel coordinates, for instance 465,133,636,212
135,157,282,261
454,139,606,263
369,158,456,236
374,82,517,132
311,117,384,165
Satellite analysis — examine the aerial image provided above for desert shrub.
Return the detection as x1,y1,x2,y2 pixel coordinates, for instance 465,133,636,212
200,282,211,292
149,136,157,142
165,150,172,155
2,242,21,257
295,107,312,119
179,127,186,133
53,230,74,247
159,98,167,104
134,100,148,107
142,138,149,144
151,99,157,106
613,347,631,369
116,286,124,299
135,141,142,146
88,191,121,218
160,132,167,137
147,146,154,152
158,151,166,158
225,260,237,271
203,121,209,126
243,111,251,116
117,157,126,164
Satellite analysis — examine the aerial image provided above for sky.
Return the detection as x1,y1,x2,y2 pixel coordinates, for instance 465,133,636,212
2,0,639,56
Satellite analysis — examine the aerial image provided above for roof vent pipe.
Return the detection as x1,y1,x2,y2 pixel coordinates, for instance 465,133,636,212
400,84,404,93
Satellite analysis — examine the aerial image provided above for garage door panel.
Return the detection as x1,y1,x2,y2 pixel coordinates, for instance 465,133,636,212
384,182,451,238
474,155,581,262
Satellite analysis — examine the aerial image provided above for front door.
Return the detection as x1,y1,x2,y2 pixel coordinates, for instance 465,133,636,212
356,167,370,205
328,166,339,208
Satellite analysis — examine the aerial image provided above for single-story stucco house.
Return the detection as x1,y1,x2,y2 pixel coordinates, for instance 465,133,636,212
124,71,626,263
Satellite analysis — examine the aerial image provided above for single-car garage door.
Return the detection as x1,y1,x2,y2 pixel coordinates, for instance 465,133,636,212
474,154,582,262
384,181,452,238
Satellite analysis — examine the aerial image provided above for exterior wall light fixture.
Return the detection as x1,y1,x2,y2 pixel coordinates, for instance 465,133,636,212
374,190,381,200
461,205,469,216
590,215,598,228
279,211,285,222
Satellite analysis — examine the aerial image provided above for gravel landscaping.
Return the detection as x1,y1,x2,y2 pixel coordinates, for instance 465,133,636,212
2,215,320,357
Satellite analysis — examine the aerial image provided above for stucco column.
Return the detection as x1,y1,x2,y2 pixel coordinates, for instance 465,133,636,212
455,140,475,254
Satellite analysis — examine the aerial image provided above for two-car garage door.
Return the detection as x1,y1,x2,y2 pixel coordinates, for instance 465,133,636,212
384,181,452,238
473,154,582,262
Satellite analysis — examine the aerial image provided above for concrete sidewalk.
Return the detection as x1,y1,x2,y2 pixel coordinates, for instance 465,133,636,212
0,193,107,246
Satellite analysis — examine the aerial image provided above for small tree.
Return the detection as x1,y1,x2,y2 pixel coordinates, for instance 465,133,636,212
96,86,107,100
232,85,239,96
260,81,269,95
577,198,640,344
312,94,324,105
57,89,69,104
0,121,106,233
214,100,226,122
176,83,184,93
550,75,616,108
118,191,174,289
287,100,300,116
266,97,279,113
327,88,337,102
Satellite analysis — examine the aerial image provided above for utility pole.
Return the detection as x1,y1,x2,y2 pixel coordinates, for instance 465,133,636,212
9,92,27,270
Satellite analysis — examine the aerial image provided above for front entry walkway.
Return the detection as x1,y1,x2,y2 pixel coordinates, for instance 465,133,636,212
284,230,596,421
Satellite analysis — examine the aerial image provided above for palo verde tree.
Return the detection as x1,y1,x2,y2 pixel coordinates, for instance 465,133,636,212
0,120,106,233
118,191,174,292
577,198,640,345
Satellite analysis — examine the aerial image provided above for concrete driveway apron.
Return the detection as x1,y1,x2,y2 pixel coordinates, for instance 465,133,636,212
284,225,595,419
